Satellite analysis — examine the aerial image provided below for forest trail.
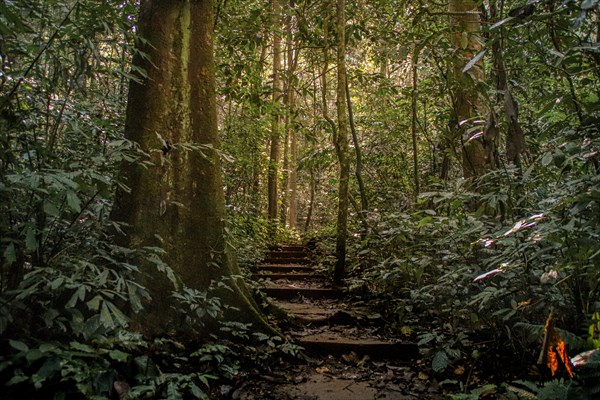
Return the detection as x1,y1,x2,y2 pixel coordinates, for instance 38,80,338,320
235,245,443,400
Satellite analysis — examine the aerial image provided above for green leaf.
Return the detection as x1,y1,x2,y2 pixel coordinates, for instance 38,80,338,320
432,350,449,372
9,340,29,352
100,302,113,328
43,200,60,217
541,152,553,166
25,227,38,252
66,191,81,213
106,301,129,327
190,384,208,399
127,282,144,313
50,277,64,290
167,382,183,400
66,285,86,308
108,349,130,362
26,349,44,363
86,295,102,311
4,243,16,263
6,373,29,386
69,341,95,353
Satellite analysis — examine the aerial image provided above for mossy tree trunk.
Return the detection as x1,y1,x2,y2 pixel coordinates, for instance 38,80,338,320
448,0,496,178
111,0,271,336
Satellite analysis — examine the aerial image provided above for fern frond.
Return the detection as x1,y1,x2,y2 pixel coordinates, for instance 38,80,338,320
504,383,537,399
511,379,541,393
513,322,586,351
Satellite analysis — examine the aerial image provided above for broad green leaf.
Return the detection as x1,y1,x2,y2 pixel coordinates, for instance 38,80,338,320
26,349,44,363
541,152,553,166
127,282,144,313
50,277,65,290
69,341,95,353
9,340,29,352
432,350,449,372
43,200,60,217
106,301,129,327
25,227,38,252
66,286,86,308
6,374,29,386
108,349,129,362
66,191,81,213
100,302,113,328
86,295,102,311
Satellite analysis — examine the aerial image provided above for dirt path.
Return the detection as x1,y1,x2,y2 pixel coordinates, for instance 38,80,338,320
235,245,443,399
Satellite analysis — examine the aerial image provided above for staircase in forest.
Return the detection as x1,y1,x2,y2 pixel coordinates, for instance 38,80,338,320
254,245,418,360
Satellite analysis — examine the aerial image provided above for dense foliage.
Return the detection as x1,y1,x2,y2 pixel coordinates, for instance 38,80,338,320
1,0,599,398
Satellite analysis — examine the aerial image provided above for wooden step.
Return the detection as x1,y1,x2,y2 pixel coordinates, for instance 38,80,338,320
252,273,319,281
263,257,309,264
274,245,305,252
257,264,314,273
268,250,306,258
277,302,345,326
296,332,419,360
262,287,344,300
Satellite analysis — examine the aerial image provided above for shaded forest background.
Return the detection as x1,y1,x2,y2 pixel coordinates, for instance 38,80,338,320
0,0,599,398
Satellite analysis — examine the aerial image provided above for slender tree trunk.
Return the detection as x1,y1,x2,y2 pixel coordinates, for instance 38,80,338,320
334,0,349,284
320,6,336,137
411,51,420,197
304,168,316,232
267,0,283,235
490,1,526,169
286,4,299,229
345,75,368,236
111,0,272,336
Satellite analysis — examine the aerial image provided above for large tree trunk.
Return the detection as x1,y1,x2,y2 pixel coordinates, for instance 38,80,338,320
448,0,496,178
111,0,271,336
334,0,349,284
267,0,283,234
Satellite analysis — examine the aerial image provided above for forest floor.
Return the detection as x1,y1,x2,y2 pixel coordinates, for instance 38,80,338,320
232,245,445,400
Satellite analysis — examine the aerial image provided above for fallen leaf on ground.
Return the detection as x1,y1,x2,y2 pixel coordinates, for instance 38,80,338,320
454,366,465,375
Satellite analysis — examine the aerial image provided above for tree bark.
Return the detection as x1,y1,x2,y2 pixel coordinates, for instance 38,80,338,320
111,0,271,337
267,0,283,235
411,51,420,197
490,2,526,169
448,0,495,178
345,75,368,236
334,0,349,284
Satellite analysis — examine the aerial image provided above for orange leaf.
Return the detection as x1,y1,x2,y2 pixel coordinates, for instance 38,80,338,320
545,327,574,378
